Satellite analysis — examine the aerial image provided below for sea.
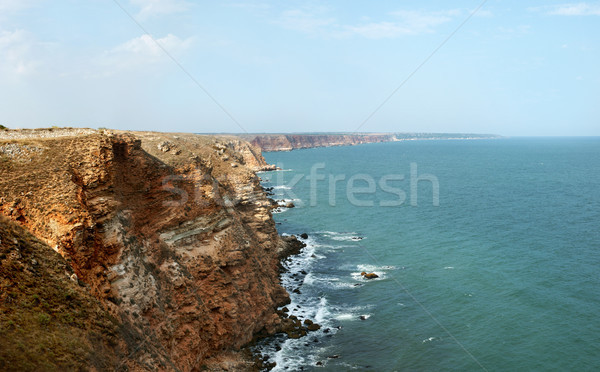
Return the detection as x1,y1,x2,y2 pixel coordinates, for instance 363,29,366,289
254,138,600,371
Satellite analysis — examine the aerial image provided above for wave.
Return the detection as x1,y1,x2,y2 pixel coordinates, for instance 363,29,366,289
271,198,303,213
317,231,366,242
256,230,382,370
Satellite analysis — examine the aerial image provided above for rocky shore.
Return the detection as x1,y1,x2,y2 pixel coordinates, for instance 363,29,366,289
0,128,300,371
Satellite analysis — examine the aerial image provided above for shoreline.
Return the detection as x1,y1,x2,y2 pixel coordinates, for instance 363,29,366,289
0,128,312,371
238,133,503,152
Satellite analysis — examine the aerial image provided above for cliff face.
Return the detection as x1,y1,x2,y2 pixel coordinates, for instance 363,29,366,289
0,130,288,370
247,134,396,152
242,133,503,152
0,215,124,371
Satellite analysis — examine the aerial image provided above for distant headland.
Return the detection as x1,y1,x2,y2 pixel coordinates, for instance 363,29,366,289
234,133,503,152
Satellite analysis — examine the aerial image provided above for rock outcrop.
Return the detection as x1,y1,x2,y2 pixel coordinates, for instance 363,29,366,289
0,129,292,371
360,271,379,279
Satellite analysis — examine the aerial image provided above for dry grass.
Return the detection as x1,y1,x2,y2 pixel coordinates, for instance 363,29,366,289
0,216,122,371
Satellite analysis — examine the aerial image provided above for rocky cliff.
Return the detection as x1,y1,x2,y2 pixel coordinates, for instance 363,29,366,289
245,134,396,152
241,133,502,152
0,129,292,371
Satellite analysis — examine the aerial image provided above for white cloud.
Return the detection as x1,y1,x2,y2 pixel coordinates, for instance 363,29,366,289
275,8,463,39
97,33,193,75
113,34,191,56
0,29,41,76
537,3,600,16
130,0,190,19
0,0,39,13
348,10,458,38
227,2,270,11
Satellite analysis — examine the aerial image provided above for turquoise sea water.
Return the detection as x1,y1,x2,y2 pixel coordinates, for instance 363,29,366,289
256,138,600,371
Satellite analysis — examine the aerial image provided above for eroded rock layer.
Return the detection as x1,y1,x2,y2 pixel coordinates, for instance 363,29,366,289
0,129,290,371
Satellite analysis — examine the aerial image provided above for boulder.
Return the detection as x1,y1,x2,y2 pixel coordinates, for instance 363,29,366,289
361,272,379,279
307,323,321,331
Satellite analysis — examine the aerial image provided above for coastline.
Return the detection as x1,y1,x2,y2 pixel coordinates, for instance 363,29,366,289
237,133,502,152
0,128,307,371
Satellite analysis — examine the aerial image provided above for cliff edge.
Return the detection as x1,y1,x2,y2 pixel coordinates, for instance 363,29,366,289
240,133,502,152
0,129,290,371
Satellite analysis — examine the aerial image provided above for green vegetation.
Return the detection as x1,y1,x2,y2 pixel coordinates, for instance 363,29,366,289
0,124,8,130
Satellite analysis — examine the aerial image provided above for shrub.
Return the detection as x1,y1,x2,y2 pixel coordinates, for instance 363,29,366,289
37,313,51,326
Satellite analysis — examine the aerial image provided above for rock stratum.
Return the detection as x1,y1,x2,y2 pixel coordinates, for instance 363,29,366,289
0,129,295,371
240,133,501,152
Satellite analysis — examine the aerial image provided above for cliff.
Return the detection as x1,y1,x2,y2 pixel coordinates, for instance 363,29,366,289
0,129,291,371
240,133,502,152
245,134,395,152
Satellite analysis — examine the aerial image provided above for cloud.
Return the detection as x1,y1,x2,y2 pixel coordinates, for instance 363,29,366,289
113,33,191,56
226,2,270,11
348,10,458,38
275,7,462,39
0,0,39,12
537,2,600,16
0,29,42,76
97,33,193,75
130,0,190,19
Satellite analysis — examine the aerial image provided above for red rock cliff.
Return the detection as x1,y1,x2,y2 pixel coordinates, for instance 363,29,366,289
247,134,397,152
0,129,290,370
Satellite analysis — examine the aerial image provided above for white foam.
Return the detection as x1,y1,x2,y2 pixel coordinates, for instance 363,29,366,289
356,264,398,272
258,230,380,370
332,236,366,242
329,281,359,289
316,230,366,242
335,313,355,321
276,198,301,205
314,297,330,323
444,266,454,270
351,271,383,281
303,273,315,286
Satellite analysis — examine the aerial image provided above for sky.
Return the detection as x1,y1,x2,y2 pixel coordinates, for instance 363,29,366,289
0,0,598,136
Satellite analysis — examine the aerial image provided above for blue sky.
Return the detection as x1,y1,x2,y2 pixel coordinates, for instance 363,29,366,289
0,0,598,136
